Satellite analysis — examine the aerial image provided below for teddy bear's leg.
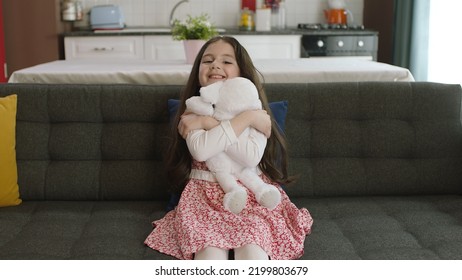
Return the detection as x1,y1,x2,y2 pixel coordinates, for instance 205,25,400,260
238,169,281,210
215,172,248,214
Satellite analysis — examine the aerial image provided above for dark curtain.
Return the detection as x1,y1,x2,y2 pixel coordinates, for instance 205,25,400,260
393,0,430,81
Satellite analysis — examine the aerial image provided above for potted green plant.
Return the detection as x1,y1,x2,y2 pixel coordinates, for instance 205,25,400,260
171,14,218,64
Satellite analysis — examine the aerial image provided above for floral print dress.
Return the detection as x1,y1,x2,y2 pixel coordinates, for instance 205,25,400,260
144,161,313,260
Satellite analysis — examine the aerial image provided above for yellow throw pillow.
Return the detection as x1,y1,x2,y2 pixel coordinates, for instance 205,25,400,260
0,94,21,207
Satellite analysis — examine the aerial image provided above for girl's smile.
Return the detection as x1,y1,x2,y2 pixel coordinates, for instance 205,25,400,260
199,40,241,87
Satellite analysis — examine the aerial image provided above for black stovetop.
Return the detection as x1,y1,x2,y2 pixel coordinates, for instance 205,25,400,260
297,23,365,30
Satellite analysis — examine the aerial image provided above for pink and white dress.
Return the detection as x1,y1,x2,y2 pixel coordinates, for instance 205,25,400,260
144,120,313,259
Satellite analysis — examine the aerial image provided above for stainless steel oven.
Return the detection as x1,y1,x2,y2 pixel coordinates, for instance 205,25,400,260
298,24,379,61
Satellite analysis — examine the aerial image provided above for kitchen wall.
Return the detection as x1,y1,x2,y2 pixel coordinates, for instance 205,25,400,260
363,0,393,64
4,0,64,75
74,0,364,28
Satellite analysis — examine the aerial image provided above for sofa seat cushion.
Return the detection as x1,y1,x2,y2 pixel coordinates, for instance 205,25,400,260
293,195,462,260
0,201,175,260
1,195,461,260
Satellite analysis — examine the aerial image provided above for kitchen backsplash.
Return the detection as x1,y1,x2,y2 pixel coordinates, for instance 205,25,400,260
73,0,363,28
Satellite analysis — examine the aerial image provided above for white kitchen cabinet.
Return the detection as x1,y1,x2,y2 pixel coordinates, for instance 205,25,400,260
64,36,144,60
144,34,301,61
64,34,301,61
143,36,185,61
232,35,301,59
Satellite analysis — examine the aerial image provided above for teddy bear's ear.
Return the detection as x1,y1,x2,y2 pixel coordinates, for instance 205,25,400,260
200,81,223,104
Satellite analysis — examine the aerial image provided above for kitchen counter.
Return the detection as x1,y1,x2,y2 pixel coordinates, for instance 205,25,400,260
64,27,378,37
8,58,414,85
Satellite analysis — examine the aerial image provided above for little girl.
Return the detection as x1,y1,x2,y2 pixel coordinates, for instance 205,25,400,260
144,36,313,260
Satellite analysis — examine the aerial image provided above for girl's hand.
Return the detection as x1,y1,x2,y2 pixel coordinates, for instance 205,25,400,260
178,112,219,139
232,110,272,138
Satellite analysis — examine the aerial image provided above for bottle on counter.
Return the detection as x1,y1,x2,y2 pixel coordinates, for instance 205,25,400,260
277,0,286,29
61,0,77,21
270,1,279,29
61,0,83,22
239,7,255,31
268,0,286,30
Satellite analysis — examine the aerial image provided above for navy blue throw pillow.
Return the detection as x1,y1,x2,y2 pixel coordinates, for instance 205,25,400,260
167,99,180,123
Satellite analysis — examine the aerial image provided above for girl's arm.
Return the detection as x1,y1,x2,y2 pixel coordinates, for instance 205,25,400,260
224,128,267,168
185,119,238,162
181,110,271,162
221,109,271,167
228,110,272,139
178,112,219,139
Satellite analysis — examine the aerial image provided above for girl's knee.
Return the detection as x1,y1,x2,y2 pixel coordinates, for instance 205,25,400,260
194,246,229,260
234,244,269,260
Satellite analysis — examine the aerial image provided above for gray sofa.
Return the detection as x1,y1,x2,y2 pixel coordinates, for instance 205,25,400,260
0,82,461,260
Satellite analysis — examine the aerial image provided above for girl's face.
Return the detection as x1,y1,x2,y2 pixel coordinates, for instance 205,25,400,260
198,40,241,87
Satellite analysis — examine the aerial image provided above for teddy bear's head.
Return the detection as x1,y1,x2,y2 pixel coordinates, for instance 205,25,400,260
200,77,262,121
185,96,214,116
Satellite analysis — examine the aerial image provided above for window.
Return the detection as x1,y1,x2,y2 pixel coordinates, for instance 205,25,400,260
427,0,462,84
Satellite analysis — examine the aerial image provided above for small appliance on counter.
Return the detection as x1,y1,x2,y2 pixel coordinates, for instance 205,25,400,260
90,5,125,30
324,0,353,26
61,0,83,22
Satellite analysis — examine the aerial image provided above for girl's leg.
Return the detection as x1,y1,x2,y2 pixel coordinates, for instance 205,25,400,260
234,244,269,260
194,246,229,260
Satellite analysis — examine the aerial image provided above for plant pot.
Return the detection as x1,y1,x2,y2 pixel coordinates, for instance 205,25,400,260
183,40,206,64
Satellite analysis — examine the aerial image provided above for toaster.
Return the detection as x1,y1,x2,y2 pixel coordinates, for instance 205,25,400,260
90,5,125,30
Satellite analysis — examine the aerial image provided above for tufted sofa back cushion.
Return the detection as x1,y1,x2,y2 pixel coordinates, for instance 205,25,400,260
0,84,179,201
265,82,462,197
1,82,461,200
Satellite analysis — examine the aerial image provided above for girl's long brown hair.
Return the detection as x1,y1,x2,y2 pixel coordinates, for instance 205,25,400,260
165,36,293,194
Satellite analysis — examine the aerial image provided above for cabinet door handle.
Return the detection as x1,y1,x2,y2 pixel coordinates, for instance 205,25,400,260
358,40,364,47
93,47,115,52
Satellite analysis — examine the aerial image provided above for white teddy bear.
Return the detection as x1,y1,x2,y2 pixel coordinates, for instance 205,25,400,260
185,77,281,214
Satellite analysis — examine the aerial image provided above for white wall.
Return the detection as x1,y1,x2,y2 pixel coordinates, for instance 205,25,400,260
74,0,363,28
